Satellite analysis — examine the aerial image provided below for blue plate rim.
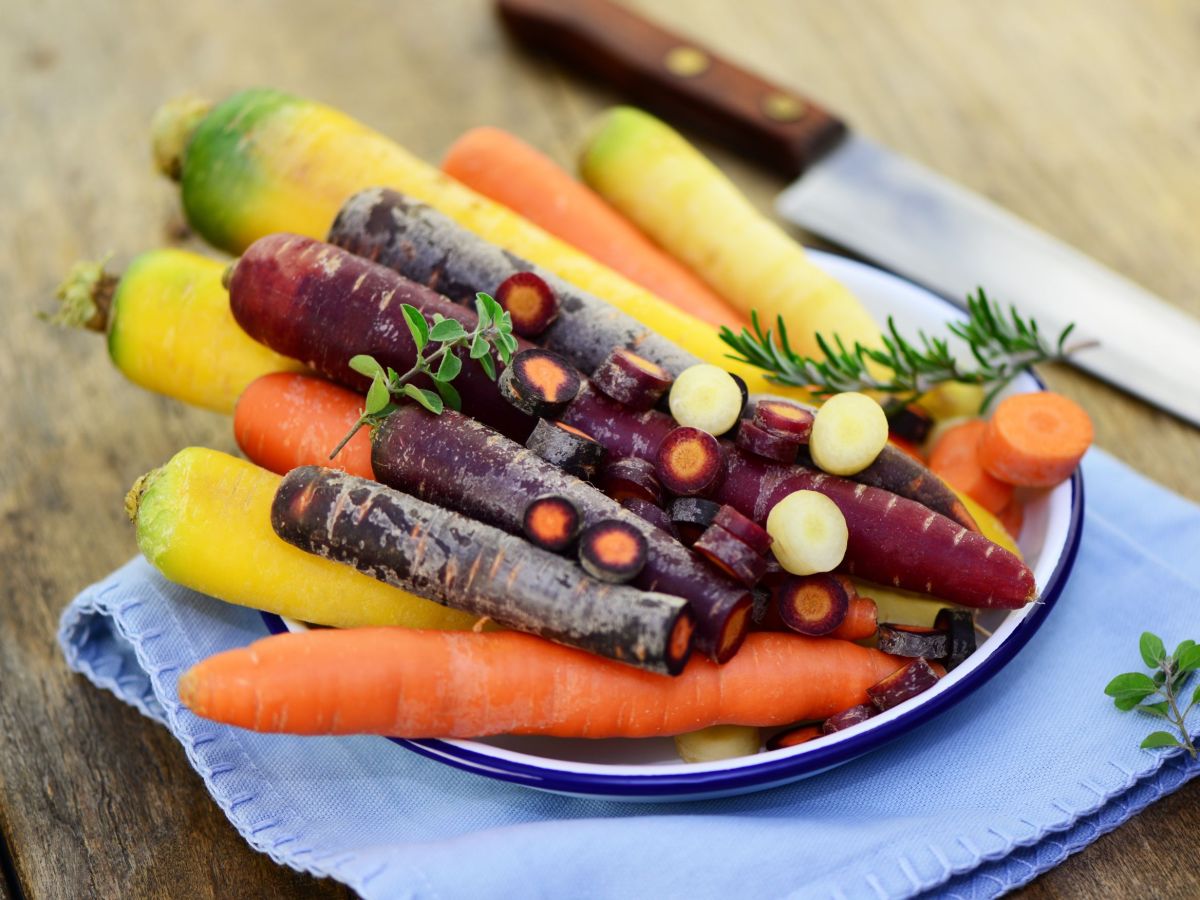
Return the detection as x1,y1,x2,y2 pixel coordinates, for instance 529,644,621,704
260,252,1086,798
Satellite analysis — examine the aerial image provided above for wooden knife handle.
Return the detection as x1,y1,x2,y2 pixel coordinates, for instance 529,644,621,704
497,0,847,176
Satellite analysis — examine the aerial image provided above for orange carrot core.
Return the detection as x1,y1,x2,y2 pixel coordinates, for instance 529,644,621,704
594,530,640,565
523,356,570,400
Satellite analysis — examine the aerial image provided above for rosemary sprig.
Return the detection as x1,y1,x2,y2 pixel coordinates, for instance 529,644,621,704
719,289,1092,412
1105,632,1199,759
329,292,516,459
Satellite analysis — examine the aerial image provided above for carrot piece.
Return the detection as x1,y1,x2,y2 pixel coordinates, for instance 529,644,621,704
928,420,1015,514
495,271,559,337
234,373,373,479
179,630,906,738
522,495,582,553
766,724,824,751
441,127,746,330
979,392,1093,488
827,597,878,641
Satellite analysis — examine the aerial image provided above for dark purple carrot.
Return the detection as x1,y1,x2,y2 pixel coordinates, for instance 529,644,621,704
621,497,677,536
592,348,673,411
523,495,582,553
496,272,558,337
668,497,721,547
370,405,752,662
822,703,878,734
876,624,949,659
272,467,693,674
327,188,698,376
774,574,850,636
867,658,942,710
560,388,1033,609
578,520,648,583
497,349,583,417
655,427,724,497
526,419,605,480
712,505,772,556
227,233,535,441
601,457,663,507
693,525,769,587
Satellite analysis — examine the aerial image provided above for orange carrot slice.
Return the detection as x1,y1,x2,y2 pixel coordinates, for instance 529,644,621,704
979,392,1093,488
929,420,1014,513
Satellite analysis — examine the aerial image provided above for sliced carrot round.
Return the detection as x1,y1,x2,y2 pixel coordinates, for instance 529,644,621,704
928,419,1014,513
979,392,1093,488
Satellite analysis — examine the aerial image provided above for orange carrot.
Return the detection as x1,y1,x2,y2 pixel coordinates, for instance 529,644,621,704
234,373,372,479
180,629,903,738
828,597,878,641
929,420,1014,513
441,127,745,330
979,392,1093,488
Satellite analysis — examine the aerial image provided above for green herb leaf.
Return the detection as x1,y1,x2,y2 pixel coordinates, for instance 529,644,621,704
401,304,429,351
1140,632,1166,668
475,293,493,329
1192,683,1200,706
432,377,461,411
470,334,490,359
349,354,384,380
478,352,497,381
1105,672,1158,707
429,319,467,343
1175,643,1200,673
402,383,444,415
1138,701,1170,718
497,333,518,364
480,292,504,324
435,351,462,383
364,374,392,415
1140,731,1182,750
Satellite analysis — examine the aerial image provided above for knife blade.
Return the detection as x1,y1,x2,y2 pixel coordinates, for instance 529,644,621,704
497,0,1200,426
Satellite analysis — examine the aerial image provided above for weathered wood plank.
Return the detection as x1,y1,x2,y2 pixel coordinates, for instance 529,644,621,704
0,0,1195,898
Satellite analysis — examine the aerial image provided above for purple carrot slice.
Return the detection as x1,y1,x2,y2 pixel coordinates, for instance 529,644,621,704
526,419,606,480
867,658,942,711
774,574,850,636
822,703,878,734
668,497,721,546
754,400,815,441
887,403,934,445
713,505,773,556
601,457,663,506
578,519,648,584
497,348,583,417
694,524,770,587
655,427,725,497
935,608,977,670
877,623,949,659
496,271,559,337
735,420,801,463
592,347,674,411
522,495,582,553
621,497,677,537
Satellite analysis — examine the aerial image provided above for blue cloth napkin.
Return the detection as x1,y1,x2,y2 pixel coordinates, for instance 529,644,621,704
59,449,1199,900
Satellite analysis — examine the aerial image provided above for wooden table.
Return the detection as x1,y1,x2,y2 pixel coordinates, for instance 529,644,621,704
3,0,1197,896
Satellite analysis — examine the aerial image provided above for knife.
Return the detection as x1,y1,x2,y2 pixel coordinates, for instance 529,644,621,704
497,0,1200,426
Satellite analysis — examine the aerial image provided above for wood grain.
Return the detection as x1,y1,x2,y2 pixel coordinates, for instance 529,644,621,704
0,0,1196,897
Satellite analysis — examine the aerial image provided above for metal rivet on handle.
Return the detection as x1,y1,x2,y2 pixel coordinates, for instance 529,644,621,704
761,92,807,122
664,46,710,77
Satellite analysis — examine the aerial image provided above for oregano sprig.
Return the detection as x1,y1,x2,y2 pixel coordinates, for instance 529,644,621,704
328,292,517,459
719,289,1093,413
1105,632,1199,758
